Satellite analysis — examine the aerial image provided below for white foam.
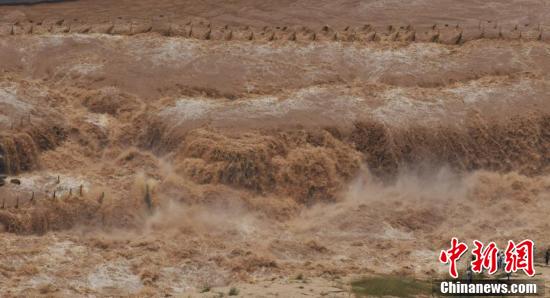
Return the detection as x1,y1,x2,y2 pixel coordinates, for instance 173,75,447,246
87,261,143,293
86,113,110,129
0,86,32,112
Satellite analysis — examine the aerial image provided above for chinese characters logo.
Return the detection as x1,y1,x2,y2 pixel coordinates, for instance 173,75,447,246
439,238,535,278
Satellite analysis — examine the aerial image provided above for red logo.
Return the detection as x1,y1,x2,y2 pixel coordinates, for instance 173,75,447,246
439,238,468,278
504,240,535,277
439,239,535,278
471,240,499,275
